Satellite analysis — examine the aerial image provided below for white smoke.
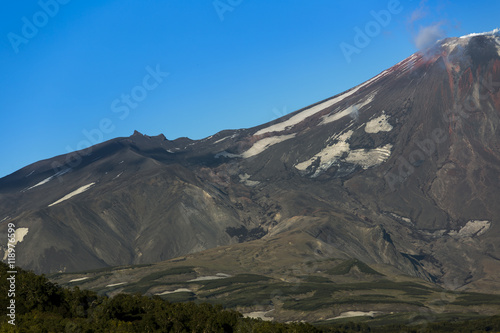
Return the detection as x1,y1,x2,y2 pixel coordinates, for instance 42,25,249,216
414,22,446,50
349,105,359,121
407,1,449,52
408,1,428,25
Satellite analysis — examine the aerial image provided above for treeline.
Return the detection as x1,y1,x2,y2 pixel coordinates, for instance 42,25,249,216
370,316,500,333
0,262,499,332
0,262,352,332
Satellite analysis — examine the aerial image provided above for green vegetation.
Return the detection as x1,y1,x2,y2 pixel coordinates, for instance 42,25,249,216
137,266,196,284
370,315,500,333
158,291,196,303
315,312,500,333
65,273,112,287
198,274,271,290
451,292,500,305
283,297,423,312
138,266,194,282
158,266,196,276
326,259,383,276
122,266,196,294
1,262,500,332
0,262,319,332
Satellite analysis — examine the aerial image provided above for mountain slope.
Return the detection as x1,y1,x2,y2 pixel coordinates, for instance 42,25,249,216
1,30,500,297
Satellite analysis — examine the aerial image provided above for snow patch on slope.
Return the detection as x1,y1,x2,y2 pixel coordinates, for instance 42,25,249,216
295,128,392,175
255,98,348,136
214,136,232,144
328,311,381,320
254,77,382,136
14,228,29,244
25,168,71,191
239,173,260,186
243,309,274,321
188,273,231,282
215,151,239,159
48,183,95,207
390,213,413,225
295,131,353,174
156,288,193,295
345,144,393,169
365,113,393,133
3,228,29,260
321,93,376,125
449,220,491,238
69,277,90,283
242,134,296,158
106,282,126,288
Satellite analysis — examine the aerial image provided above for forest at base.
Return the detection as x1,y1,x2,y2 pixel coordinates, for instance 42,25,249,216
1,262,500,333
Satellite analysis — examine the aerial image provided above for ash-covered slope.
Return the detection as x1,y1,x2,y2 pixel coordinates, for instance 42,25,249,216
1,30,500,294
0,131,270,273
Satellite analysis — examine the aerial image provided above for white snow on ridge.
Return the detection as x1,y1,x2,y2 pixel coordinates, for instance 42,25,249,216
321,93,376,125
254,97,344,136
242,134,296,158
254,76,382,136
156,288,192,295
442,29,500,54
106,282,126,287
28,177,52,189
214,136,230,144
459,28,500,39
69,277,90,283
25,168,71,191
253,66,391,137
48,183,95,207
188,273,231,282
113,172,123,180
365,113,393,133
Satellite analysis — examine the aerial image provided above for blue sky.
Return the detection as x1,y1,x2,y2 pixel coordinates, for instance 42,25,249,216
1,0,499,178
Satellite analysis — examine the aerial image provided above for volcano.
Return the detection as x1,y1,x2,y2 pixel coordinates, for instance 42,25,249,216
1,30,500,299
